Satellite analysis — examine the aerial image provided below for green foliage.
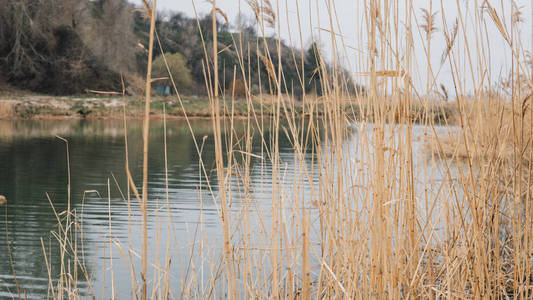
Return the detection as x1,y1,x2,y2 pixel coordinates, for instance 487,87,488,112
304,42,324,95
152,52,192,92
137,12,357,97
0,1,362,97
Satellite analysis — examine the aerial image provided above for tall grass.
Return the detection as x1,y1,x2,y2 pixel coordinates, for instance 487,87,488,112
34,0,533,299
140,1,157,299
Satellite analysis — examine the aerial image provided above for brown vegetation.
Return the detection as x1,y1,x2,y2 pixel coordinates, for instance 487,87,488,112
432,97,532,161
9,0,533,299
0,0,137,94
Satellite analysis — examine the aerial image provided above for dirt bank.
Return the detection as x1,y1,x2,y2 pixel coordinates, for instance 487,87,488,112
0,93,455,125
0,94,276,119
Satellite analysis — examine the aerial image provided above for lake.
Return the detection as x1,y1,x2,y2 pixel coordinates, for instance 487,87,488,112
0,119,454,299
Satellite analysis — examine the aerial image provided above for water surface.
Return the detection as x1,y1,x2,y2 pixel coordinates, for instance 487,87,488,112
0,119,454,299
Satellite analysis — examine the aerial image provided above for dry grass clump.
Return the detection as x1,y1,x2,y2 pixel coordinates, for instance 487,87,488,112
432,97,532,161
0,101,15,118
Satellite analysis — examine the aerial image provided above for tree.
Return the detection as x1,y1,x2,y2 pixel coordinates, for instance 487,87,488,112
0,0,132,94
152,52,192,92
304,42,324,95
80,0,138,74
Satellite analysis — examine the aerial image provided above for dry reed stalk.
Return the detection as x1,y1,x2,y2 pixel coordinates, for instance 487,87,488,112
140,0,157,299
209,1,236,298
3,199,20,298
35,137,95,300
367,1,387,297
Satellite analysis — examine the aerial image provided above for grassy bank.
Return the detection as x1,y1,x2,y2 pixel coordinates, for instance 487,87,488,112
0,92,455,124
0,93,228,119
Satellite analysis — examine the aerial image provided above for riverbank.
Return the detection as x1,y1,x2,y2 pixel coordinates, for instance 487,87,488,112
0,93,266,119
0,92,455,124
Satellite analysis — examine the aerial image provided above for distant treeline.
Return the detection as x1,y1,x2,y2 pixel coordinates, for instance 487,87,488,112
0,0,136,94
0,0,363,97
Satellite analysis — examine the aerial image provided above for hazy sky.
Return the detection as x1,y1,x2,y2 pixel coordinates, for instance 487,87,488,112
130,0,533,95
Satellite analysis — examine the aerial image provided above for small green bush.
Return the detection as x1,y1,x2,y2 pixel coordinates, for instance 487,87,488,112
152,52,192,93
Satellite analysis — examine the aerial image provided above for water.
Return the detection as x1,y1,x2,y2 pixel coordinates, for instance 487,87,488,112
0,119,455,299
0,118,317,299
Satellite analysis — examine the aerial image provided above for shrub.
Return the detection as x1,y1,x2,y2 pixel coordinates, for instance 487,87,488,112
38,26,122,95
152,52,192,93
230,78,247,97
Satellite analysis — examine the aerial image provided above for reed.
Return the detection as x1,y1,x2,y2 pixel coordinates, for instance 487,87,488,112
140,0,157,299
28,0,533,299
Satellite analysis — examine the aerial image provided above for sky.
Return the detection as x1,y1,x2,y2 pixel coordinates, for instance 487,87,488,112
129,0,533,96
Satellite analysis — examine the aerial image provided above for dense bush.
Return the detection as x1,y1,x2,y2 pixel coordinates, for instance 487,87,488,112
152,52,192,93
230,78,248,97
0,0,134,95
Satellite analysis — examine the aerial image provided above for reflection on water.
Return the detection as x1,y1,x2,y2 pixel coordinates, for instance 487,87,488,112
0,118,310,299
0,119,453,299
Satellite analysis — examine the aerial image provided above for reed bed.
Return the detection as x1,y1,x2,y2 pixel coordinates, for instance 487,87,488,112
25,0,533,299
434,96,532,162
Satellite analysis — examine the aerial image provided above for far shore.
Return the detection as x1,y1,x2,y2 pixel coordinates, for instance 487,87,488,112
0,93,277,120
0,92,455,125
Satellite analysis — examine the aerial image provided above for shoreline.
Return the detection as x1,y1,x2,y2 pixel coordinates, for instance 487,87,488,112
0,94,276,120
0,93,454,124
